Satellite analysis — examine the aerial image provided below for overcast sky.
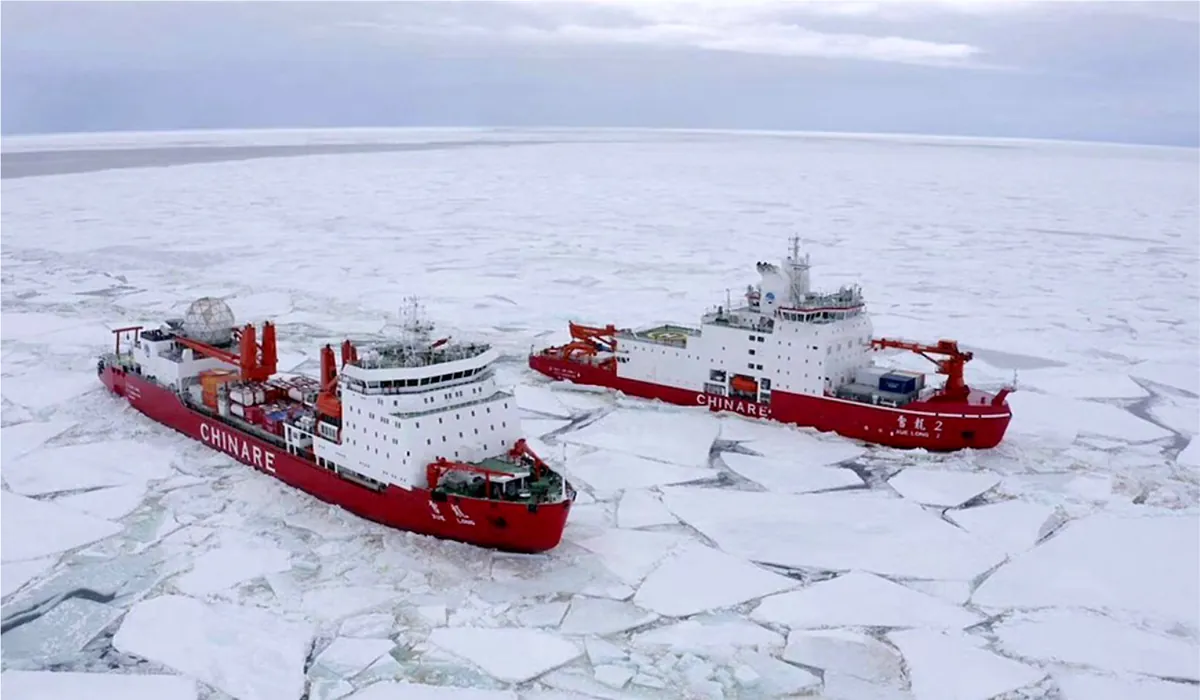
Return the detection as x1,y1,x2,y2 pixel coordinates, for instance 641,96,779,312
3,1,1197,146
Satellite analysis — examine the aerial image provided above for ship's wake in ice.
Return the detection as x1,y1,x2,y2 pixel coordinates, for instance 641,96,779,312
2,128,1197,699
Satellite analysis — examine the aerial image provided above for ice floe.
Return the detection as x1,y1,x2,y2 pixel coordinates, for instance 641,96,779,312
1,370,98,411
4,439,175,497
0,671,197,700
660,487,1007,580
972,512,1200,628
174,540,293,595
53,483,147,520
1055,671,1198,700
113,595,315,700
633,543,796,617
717,417,866,464
1,490,123,562
1007,391,1173,444
995,609,1200,681
575,529,689,590
521,417,573,438
346,681,518,699
614,489,677,528
1178,436,1200,468
887,467,1001,508
513,385,573,418
1,556,56,599
559,407,719,466
558,595,658,636
751,571,983,630
945,499,1057,554
428,626,582,683
1015,367,1149,400
564,450,713,497
782,629,905,688
310,637,396,679
339,612,397,638
721,452,863,493
2,597,127,664
516,601,569,628
0,420,76,465
631,614,784,659
890,629,1045,700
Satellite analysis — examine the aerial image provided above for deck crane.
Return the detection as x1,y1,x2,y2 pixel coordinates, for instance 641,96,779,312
175,322,278,383
540,323,619,371
870,337,975,402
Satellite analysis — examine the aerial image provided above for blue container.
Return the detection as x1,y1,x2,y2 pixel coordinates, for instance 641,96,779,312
879,374,917,394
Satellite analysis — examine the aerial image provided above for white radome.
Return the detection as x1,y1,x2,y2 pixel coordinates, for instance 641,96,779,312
182,297,235,345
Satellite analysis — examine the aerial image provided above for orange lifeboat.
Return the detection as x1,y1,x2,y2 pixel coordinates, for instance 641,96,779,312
730,375,758,395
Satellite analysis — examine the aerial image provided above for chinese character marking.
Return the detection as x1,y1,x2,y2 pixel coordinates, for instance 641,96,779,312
897,415,907,429
914,417,925,431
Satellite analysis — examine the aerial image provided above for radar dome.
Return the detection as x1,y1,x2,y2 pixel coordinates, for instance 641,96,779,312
182,297,236,345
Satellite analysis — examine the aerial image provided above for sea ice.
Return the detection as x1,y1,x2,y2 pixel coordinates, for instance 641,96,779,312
174,541,293,595
751,571,982,630
945,499,1057,554
53,484,147,520
299,586,399,622
1178,436,1200,468
1,598,126,665
994,609,1199,681
345,681,518,699
1,370,96,410
339,613,397,638
3,439,175,497
782,630,905,687
633,543,796,617
0,671,197,700
1,557,56,599
631,615,784,659
660,487,1006,580
516,601,569,628
576,528,690,587
887,468,1001,508
972,512,1200,628
113,594,315,700
0,419,76,464
1055,671,1199,700
1007,391,1173,444
890,629,1045,700
521,417,572,437
428,627,582,683
733,652,822,695
310,637,396,679
564,450,713,497
513,385,572,418
722,452,863,493
559,407,719,466
1015,367,1149,400
593,664,635,689
1,490,122,562
614,489,677,528
717,417,866,464
558,595,658,636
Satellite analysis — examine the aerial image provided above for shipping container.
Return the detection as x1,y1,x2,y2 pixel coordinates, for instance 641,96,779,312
246,405,265,424
855,366,889,385
230,403,246,418
255,386,266,404
879,373,918,394
889,369,926,391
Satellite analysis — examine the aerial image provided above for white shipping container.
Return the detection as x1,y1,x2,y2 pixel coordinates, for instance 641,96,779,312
855,366,889,385
229,388,246,405
230,403,246,417
288,387,304,402
255,387,266,404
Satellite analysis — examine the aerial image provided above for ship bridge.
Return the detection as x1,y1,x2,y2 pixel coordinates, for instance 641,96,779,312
341,342,498,396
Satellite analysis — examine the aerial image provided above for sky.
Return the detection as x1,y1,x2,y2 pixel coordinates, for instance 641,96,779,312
2,1,1198,146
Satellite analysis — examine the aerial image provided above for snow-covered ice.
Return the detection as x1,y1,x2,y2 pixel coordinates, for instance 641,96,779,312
752,571,983,630
721,452,863,493
2,128,1197,697
113,595,314,700
559,408,719,467
0,671,197,700
887,467,1001,508
428,627,582,683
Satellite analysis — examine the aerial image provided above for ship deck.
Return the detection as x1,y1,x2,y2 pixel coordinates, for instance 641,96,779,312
621,324,700,348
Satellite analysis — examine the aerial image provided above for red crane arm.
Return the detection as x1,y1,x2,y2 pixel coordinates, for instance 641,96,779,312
870,337,974,398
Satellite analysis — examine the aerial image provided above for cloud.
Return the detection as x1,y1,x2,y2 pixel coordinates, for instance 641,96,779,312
346,1,983,66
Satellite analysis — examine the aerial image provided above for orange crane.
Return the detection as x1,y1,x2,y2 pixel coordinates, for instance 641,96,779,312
870,337,973,401
315,339,358,423
542,323,619,370
176,322,278,383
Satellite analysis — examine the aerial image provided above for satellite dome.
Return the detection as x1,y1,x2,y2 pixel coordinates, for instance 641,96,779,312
182,297,236,345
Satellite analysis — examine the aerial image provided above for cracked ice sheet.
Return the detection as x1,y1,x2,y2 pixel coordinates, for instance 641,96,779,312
514,385,572,418
4,439,176,497
428,627,582,683
0,420,77,465
311,637,395,679
994,609,1200,681
113,594,314,700
633,542,797,617
576,529,690,587
559,407,719,466
661,486,1006,580
972,511,1200,628
752,571,983,630
945,499,1057,555
346,682,518,699
718,417,866,465
54,484,147,520
564,450,714,497
1,556,57,599
887,468,1001,508
723,452,863,494
1,490,123,562
558,595,658,636
1006,391,1173,444
783,630,905,689
174,537,293,596
891,629,1045,700
1055,672,1199,700
0,671,197,700
615,489,677,528
1179,437,1200,468
1,370,98,411
631,614,784,660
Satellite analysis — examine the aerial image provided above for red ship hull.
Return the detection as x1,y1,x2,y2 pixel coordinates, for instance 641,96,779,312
529,356,1010,452
101,366,570,553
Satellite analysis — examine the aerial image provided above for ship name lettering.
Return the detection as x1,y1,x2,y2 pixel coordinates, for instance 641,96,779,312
428,502,447,521
935,420,943,432
450,503,476,526
914,417,925,431
696,393,769,418
200,422,276,473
